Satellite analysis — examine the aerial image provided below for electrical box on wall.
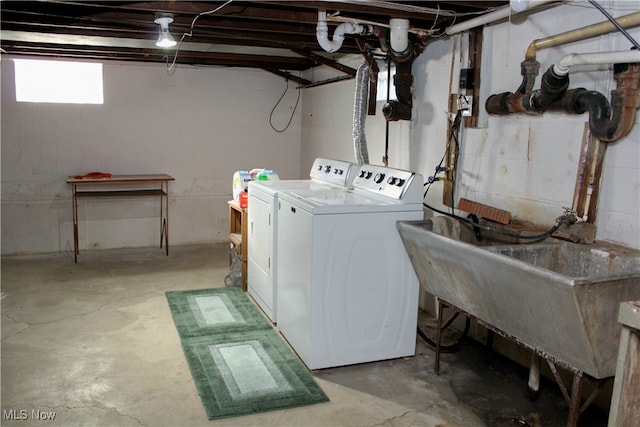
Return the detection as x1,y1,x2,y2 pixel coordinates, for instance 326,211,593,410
459,68,475,90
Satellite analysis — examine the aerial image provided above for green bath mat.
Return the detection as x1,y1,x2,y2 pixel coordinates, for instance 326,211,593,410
166,287,329,420
165,287,273,338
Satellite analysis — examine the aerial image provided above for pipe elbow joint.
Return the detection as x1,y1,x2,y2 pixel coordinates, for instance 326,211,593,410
383,101,412,121
485,92,516,114
573,90,618,140
532,66,570,110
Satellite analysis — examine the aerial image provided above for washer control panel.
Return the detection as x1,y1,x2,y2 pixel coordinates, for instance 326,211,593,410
309,158,356,188
353,165,422,202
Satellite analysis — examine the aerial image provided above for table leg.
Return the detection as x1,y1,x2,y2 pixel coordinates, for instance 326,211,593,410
158,182,169,255
160,183,164,249
435,299,445,374
72,185,79,263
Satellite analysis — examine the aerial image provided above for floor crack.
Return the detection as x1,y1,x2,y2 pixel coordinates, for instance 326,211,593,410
1,313,30,342
2,289,160,328
37,403,148,426
371,409,419,426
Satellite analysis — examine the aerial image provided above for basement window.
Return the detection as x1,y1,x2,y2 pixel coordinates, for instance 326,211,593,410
376,64,397,102
13,59,104,104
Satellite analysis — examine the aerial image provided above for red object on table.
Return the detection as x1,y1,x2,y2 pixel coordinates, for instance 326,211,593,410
73,171,112,179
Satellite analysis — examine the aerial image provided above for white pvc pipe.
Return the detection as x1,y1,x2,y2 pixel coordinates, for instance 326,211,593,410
553,50,640,75
389,18,410,53
445,0,556,35
316,10,364,53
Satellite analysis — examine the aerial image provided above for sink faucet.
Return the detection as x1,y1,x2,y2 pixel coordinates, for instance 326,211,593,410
556,208,578,226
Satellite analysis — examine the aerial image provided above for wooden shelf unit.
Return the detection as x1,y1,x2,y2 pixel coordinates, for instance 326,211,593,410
227,200,247,291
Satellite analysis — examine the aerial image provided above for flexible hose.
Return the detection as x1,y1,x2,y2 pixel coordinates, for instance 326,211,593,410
353,63,370,164
423,201,561,241
417,319,471,353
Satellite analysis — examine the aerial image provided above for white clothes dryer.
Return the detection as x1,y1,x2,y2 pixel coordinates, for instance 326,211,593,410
247,158,356,323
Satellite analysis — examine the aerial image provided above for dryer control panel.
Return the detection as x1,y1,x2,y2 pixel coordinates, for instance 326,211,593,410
309,158,357,188
353,165,423,203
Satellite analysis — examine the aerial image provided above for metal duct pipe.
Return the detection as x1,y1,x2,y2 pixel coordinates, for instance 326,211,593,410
525,11,640,59
353,63,370,164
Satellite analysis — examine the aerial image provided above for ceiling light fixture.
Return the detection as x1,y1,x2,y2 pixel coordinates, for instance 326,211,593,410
154,14,177,48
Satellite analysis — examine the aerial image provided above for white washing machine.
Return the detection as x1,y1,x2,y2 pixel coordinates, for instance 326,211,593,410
247,158,356,323
275,164,424,370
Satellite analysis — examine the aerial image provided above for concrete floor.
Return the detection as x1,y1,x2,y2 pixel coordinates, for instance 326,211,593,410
1,244,610,427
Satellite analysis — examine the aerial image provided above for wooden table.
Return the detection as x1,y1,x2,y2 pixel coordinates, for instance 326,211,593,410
66,174,174,263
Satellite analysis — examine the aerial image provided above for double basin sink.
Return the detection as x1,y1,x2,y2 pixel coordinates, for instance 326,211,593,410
397,216,640,379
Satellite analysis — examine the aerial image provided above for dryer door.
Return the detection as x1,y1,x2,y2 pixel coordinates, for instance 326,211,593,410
248,195,271,275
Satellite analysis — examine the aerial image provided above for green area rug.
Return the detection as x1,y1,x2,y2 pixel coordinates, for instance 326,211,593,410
166,287,329,420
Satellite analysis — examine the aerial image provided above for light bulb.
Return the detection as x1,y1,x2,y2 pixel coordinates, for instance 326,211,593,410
510,0,529,13
154,16,177,48
156,33,177,48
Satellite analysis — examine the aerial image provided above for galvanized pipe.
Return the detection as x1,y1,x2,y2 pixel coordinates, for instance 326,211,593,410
525,11,640,59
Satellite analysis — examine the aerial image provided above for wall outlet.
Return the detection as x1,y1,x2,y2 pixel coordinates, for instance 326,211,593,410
457,95,473,116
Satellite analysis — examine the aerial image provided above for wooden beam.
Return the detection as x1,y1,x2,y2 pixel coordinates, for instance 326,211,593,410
291,48,356,76
463,27,482,128
262,68,311,86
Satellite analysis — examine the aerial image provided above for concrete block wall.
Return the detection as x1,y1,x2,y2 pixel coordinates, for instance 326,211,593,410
3,2,639,255
413,2,639,249
302,1,640,250
1,61,302,255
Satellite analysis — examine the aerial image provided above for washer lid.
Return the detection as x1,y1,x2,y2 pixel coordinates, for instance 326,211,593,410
280,189,423,215
249,180,345,198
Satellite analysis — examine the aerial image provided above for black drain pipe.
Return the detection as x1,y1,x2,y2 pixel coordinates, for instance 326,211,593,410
486,61,640,142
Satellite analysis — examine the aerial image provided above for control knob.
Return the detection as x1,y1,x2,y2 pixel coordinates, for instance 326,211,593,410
374,172,385,184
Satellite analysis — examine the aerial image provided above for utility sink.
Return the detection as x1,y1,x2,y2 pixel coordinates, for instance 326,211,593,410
397,216,640,379
486,242,640,278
